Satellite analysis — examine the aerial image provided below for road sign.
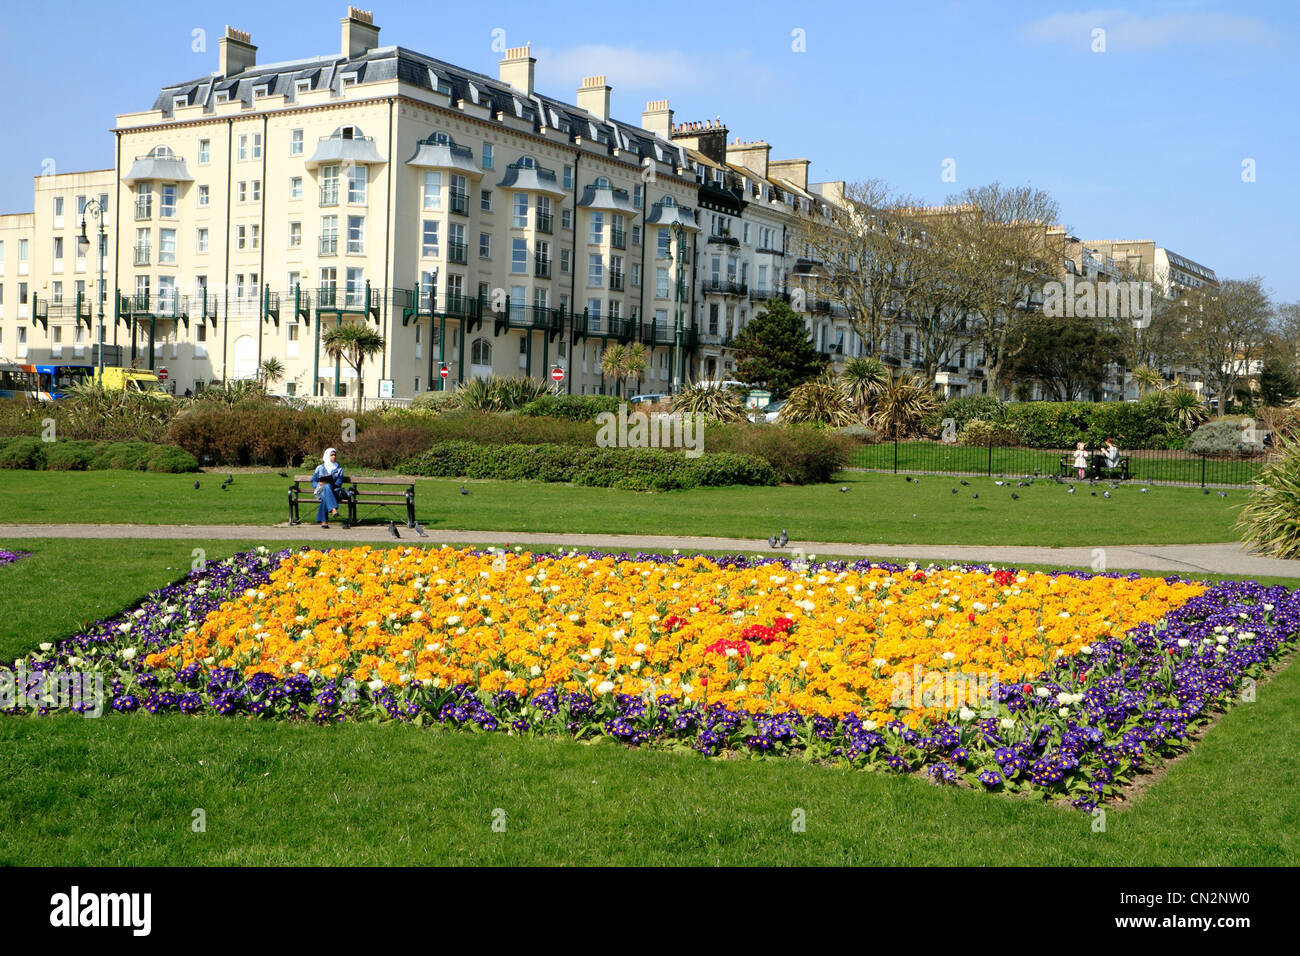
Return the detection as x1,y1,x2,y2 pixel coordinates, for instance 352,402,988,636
440,364,449,379
157,367,169,381
551,366,564,382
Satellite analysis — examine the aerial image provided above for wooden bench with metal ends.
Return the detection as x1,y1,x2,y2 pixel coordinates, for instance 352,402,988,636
288,475,416,528
1056,455,1131,481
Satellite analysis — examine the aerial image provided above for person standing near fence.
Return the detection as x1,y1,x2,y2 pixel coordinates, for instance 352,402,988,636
1103,438,1120,471
1073,442,1088,479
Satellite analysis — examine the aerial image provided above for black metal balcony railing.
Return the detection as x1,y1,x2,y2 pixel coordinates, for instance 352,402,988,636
534,256,551,279
756,246,784,257
119,292,188,318
319,237,338,256
134,199,151,220
704,278,747,296
133,244,151,266
314,286,367,310
536,212,553,234
708,234,739,246
448,240,467,264
319,184,339,206
449,190,469,215
609,272,624,292
810,298,832,314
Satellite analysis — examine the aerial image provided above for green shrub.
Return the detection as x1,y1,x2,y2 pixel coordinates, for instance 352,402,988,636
957,418,1021,447
0,436,48,469
938,395,1007,431
1001,400,1176,449
519,394,622,420
146,444,200,473
101,441,152,470
401,442,778,490
705,423,851,484
1187,418,1266,458
44,441,97,471
410,390,459,412
167,406,350,466
836,423,881,444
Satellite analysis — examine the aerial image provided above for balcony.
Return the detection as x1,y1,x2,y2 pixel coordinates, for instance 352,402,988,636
792,257,824,274
449,189,469,215
133,244,151,266
319,236,338,256
748,287,790,303
134,199,152,220
611,229,626,250
609,272,624,292
536,212,553,234
756,246,784,257
704,278,747,297
534,256,551,279
319,184,339,207
119,292,188,319
448,240,468,265
707,234,739,247
314,286,371,312
810,298,832,314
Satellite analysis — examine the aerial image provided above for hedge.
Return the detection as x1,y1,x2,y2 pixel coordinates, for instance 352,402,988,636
1002,399,1179,449
0,437,198,472
519,395,623,420
400,442,779,491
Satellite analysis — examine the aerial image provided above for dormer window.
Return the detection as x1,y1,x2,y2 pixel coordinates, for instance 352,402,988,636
340,72,358,89
436,80,453,97
172,95,188,110
147,146,176,160
339,125,360,140
253,84,270,98
215,90,230,104
593,176,611,189
296,79,312,95
516,156,537,169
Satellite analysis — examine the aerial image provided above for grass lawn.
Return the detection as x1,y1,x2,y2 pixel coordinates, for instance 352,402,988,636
0,468,1246,546
1,537,1298,865
851,441,1265,486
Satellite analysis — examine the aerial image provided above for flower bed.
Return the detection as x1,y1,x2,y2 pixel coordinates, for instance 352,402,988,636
4,546,1297,809
0,549,31,567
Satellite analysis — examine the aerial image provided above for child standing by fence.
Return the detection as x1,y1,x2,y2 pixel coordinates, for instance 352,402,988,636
1072,442,1088,479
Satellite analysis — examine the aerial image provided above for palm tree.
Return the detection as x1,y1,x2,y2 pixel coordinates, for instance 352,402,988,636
780,370,857,426
599,343,647,397
1160,387,1210,433
322,322,386,411
1132,364,1163,396
257,357,286,389
670,382,746,422
839,357,889,421
871,372,939,441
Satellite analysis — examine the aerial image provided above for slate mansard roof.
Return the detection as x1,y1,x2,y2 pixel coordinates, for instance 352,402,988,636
150,45,690,173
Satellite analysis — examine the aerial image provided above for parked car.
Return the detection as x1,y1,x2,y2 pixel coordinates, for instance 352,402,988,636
629,393,668,404
749,399,786,423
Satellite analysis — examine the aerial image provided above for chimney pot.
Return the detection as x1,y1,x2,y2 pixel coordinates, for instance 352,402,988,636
341,7,380,58
499,43,535,95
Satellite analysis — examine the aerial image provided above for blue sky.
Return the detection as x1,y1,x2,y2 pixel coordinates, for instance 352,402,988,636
2,0,1296,299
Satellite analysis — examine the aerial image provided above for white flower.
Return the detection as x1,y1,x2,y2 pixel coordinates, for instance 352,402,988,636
38,642,52,652
1216,634,1229,644
1080,645,1093,655
445,615,461,626
118,623,131,634
529,665,541,677
681,683,693,695
604,656,618,667
121,648,137,661
596,681,615,694
1058,706,1071,717
367,679,385,692
134,608,147,618
611,629,626,641
1035,687,1051,698
1056,692,1070,704
1177,638,1190,648
941,651,955,661
1000,717,1016,729
862,720,877,731
634,642,646,654
622,611,634,620
725,648,739,658
290,662,303,671
959,707,975,721
971,601,986,612
411,610,423,621
307,669,318,678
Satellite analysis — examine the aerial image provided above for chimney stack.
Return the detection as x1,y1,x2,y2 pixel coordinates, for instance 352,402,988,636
218,26,257,76
498,44,535,95
769,158,810,191
577,75,611,122
641,99,673,139
341,7,380,58
726,139,771,179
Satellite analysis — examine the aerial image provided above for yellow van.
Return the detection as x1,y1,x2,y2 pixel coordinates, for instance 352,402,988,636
92,367,172,397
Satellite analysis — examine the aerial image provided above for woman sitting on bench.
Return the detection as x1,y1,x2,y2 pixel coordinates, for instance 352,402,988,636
311,447,349,529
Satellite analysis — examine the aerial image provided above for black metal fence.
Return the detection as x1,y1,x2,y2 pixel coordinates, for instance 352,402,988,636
850,440,1272,487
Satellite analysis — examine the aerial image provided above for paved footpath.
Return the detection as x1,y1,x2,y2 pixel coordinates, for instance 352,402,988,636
1,524,1298,578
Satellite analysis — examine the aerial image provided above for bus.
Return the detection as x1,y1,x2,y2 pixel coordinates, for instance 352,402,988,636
0,364,93,400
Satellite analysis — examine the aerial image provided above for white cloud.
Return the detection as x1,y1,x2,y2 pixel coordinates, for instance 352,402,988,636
1024,9,1277,49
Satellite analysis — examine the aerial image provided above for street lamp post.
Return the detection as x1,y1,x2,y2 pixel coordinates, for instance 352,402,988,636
671,221,686,394
76,200,108,383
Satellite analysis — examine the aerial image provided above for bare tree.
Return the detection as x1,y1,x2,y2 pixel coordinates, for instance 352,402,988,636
794,180,934,359
938,183,1063,396
1177,277,1272,413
